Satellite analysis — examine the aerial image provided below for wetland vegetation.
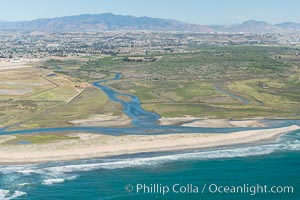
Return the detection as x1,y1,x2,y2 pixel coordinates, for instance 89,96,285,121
1,45,299,131
41,45,300,119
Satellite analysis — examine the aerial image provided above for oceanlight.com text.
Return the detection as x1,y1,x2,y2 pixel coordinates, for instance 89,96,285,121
125,183,294,196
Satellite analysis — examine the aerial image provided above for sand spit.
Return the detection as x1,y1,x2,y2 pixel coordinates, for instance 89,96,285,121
0,125,298,164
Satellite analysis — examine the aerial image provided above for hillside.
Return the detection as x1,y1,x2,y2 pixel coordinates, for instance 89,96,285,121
0,13,299,33
0,13,212,32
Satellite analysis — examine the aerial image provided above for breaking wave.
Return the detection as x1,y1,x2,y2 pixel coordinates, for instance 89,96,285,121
42,178,65,185
0,138,299,188
33,139,300,173
0,189,27,200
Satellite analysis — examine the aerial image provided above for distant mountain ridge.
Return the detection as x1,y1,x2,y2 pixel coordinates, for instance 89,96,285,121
0,13,212,32
214,20,300,33
0,13,299,33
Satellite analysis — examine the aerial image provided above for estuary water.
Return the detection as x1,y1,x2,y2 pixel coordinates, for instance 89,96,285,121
0,73,299,200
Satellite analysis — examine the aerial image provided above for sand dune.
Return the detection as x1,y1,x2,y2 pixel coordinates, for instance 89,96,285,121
159,117,266,127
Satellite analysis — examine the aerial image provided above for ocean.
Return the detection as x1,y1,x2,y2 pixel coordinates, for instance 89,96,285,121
0,129,299,200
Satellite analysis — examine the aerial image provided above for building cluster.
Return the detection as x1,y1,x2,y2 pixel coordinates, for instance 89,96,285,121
0,31,299,62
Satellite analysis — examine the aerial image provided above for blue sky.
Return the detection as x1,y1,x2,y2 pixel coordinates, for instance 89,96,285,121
0,0,299,24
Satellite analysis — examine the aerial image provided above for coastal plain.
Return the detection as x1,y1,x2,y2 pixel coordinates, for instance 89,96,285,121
1,45,299,131
0,45,300,165
0,62,128,130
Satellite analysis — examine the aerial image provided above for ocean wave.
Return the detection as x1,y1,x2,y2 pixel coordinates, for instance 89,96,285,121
32,139,300,175
18,183,30,186
42,178,65,185
0,166,36,175
0,189,27,200
16,169,40,175
0,139,299,187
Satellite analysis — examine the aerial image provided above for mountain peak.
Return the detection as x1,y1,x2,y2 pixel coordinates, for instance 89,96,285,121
242,20,271,25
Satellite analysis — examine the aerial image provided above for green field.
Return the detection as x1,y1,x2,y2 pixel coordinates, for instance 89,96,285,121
0,66,122,130
39,45,300,119
20,86,121,129
1,45,299,130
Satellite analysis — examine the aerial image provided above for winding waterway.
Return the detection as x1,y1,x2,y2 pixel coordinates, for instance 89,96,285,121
0,73,299,136
213,84,250,105
93,73,160,127
0,73,299,200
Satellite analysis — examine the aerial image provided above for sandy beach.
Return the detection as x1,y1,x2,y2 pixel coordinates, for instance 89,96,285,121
69,113,132,127
0,125,298,164
159,117,266,127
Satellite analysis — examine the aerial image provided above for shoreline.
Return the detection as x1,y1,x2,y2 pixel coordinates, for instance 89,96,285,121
0,125,299,165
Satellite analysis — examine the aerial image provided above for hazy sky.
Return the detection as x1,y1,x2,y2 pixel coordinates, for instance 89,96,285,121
0,0,299,24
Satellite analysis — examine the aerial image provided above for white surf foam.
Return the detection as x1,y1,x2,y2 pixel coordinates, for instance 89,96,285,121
16,169,39,175
0,138,299,187
0,166,36,175
9,191,27,199
42,178,65,185
18,183,30,186
0,189,27,200
0,190,9,199
38,139,300,174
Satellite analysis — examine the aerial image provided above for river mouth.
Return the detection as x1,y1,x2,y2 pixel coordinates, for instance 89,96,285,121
0,73,299,200
93,73,161,127
0,73,300,136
